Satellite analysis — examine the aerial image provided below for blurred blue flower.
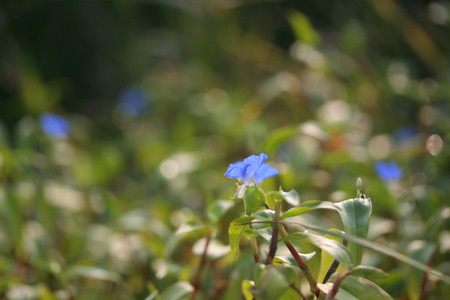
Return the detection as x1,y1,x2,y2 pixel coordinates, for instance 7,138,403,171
117,88,147,116
225,153,278,185
39,113,71,139
374,161,403,181
393,126,419,142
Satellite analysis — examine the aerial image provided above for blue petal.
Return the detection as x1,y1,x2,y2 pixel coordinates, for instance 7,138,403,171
374,161,402,181
254,163,278,184
39,113,71,139
243,153,268,182
224,161,248,180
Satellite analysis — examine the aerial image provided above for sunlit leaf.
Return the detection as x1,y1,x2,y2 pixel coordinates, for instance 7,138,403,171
241,280,255,300
175,223,213,240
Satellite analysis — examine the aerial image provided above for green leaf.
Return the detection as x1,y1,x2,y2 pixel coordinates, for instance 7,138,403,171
288,11,320,46
229,216,257,260
207,200,234,224
159,281,193,300
64,266,121,283
263,126,296,156
318,228,344,283
244,186,267,215
352,265,390,280
295,223,450,284
266,191,284,208
406,241,436,300
273,252,316,266
280,189,300,206
241,280,255,300
258,265,291,300
284,232,353,267
281,200,337,219
334,197,372,265
322,275,393,300
175,223,213,240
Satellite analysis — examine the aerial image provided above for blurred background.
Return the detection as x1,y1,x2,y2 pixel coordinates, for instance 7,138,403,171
0,0,449,299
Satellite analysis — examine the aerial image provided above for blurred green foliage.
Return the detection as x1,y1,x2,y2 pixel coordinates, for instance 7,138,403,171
0,0,449,299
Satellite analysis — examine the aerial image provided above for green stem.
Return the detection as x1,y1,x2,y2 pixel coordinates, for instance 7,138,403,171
280,225,319,297
265,201,281,265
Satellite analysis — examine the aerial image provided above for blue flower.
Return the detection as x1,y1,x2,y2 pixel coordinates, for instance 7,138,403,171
225,153,278,185
117,88,147,116
39,113,71,139
374,161,402,181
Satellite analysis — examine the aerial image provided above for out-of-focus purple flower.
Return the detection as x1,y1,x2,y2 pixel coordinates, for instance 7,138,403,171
117,88,147,116
393,126,420,142
374,161,403,181
39,113,71,139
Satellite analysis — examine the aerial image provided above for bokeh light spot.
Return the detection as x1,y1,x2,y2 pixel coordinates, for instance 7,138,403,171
426,134,443,156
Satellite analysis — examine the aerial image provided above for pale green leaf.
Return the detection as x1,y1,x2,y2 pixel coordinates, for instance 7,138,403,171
334,197,372,264
229,216,257,260
284,232,353,267
244,186,267,215
159,281,193,300
281,200,337,219
207,200,234,224
352,265,390,280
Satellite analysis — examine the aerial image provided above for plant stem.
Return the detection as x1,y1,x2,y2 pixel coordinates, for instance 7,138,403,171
250,234,260,263
265,201,281,265
280,225,319,297
325,267,349,300
189,234,211,300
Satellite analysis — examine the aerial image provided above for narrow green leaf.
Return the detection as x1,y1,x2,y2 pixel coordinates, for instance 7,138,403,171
280,189,300,206
352,265,390,280
175,223,213,240
229,216,257,260
159,281,193,300
284,232,353,267
334,197,372,265
281,200,337,219
244,186,267,215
